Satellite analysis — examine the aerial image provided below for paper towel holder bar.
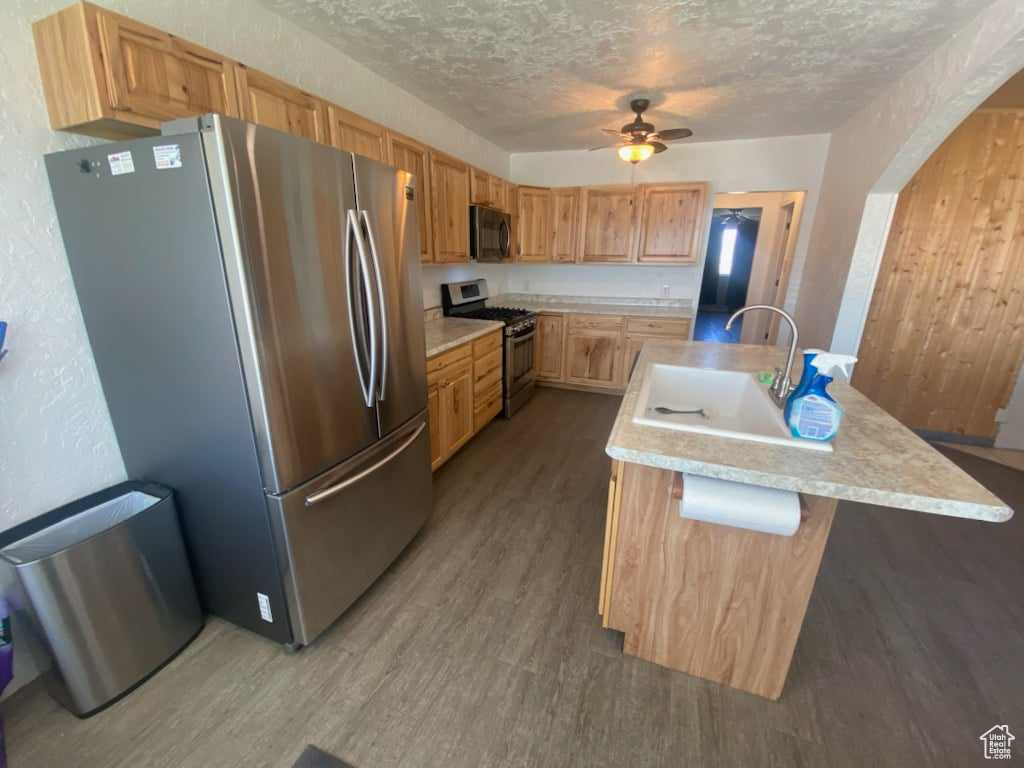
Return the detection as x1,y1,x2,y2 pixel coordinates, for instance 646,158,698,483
671,472,809,522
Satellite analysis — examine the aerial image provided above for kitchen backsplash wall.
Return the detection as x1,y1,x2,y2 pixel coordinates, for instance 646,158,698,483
421,263,701,309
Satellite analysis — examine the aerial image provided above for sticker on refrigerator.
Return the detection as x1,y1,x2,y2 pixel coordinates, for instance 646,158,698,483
153,144,183,170
107,151,135,176
257,592,273,622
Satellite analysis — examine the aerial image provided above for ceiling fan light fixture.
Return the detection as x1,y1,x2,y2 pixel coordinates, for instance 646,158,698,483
618,143,654,164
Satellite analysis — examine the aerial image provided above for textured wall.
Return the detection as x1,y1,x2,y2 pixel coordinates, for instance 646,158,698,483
796,0,1024,351
0,0,509,534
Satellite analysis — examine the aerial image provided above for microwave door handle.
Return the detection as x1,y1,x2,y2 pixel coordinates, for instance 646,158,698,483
361,210,389,401
498,219,511,259
348,209,378,408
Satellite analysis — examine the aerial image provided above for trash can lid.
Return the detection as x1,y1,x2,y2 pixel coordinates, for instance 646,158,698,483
1,488,165,565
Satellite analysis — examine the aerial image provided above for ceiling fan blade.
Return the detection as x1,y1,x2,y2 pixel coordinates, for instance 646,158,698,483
653,128,693,141
650,141,668,154
600,128,626,136
588,144,617,151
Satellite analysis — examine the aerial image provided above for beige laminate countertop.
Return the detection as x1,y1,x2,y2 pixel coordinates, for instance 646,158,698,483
606,340,1013,522
425,317,504,358
491,293,694,321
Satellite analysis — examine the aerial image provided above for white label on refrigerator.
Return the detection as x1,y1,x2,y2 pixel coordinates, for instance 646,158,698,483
107,151,135,176
257,592,273,622
153,144,182,170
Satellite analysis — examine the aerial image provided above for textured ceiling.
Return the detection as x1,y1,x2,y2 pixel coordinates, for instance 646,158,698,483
261,0,993,151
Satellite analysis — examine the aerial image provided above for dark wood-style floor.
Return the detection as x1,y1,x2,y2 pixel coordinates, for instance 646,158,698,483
3,389,1022,767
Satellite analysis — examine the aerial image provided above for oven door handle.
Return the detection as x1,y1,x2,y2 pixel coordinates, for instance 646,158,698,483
510,329,536,343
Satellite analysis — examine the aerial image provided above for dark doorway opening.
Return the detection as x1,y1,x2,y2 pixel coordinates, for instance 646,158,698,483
694,208,761,343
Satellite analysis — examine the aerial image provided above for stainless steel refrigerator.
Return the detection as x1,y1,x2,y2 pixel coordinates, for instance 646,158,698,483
45,114,431,647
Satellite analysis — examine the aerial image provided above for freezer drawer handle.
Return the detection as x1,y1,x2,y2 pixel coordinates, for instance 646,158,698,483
303,422,426,507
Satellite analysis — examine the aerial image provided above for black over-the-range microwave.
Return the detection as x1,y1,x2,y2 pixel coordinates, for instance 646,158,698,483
469,205,512,262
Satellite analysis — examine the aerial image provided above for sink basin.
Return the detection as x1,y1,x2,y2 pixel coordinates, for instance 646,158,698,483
632,364,833,452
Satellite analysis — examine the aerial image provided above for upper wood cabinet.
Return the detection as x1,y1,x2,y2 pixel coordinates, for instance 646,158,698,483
550,188,580,263
387,131,434,263
579,186,639,263
636,183,708,264
489,176,510,212
470,168,492,205
430,152,471,263
235,65,328,144
517,186,552,262
33,2,238,138
328,104,388,161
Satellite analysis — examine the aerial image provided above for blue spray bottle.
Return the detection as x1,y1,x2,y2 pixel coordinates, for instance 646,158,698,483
783,348,825,426
786,352,857,442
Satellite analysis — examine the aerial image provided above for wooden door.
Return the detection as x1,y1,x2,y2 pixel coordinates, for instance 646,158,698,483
579,186,638,262
442,359,475,455
427,382,443,470
235,66,328,143
470,168,492,205
565,317,623,388
328,104,388,161
550,188,580,263
517,186,551,261
387,132,434,263
430,152,471,263
855,109,1024,439
536,314,566,381
636,183,708,263
97,11,238,121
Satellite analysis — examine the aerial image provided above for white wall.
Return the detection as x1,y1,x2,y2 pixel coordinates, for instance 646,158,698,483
797,0,1024,351
420,133,832,309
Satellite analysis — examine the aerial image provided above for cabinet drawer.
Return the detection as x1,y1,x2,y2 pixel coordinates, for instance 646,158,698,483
427,342,472,375
473,383,503,431
568,314,624,332
474,360,503,396
428,354,473,388
473,330,503,357
473,346,502,383
625,317,692,337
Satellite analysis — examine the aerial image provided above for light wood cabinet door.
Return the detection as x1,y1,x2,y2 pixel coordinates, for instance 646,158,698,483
387,132,434,263
470,168,492,205
96,11,239,122
550,188,580,263
537,314,566,381
442,359,475,455
235,66,328,143
489,176,509,211
427,382,443,470
328,104,388,161
565,329,623,389
430,152,471,263
636,183,708,264
517,186,551,262
579,186,638,263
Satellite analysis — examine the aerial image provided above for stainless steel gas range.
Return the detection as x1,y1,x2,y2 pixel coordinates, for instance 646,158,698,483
441,279,537,417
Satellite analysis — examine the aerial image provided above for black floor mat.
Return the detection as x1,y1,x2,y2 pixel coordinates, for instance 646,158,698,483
292,746,354,768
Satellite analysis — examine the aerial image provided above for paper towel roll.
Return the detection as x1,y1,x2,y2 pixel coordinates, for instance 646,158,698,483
680,474,801,536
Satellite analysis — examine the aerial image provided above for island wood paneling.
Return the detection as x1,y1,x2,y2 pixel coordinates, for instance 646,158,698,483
605,463,837,700
855,109,1024,439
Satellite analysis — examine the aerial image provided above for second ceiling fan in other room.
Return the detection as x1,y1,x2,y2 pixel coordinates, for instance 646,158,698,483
590,98,694,164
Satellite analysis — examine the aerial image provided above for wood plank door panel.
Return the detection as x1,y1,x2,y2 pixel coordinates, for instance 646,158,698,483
637,183,707,263
427,383,443,470
550,188,580,263
235,66,328,144
328,104,388,161
442,359,475,455
172,39,239,117
580,186,638,263
387,132,433,263
855,110,1024,439
470,168,492,205
517,186,551,261
536,313,566,381
430,152,471,263
565,330,623,388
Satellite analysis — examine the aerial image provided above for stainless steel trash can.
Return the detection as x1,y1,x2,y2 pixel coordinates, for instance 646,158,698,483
0,481,203,716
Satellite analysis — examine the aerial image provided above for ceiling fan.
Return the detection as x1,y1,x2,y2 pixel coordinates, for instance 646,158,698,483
590,98,693,164
717,209,759,226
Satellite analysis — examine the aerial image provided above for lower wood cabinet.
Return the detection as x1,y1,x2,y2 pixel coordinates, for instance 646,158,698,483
427,329,503,471
536,313,692,393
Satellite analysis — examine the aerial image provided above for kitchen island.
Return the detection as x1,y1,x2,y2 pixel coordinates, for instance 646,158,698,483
601,340,1012,699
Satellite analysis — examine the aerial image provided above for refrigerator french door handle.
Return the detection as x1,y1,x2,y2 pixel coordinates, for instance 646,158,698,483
344,211,371,406
303,421,426,507
360,210,389,402
347,209,378,408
